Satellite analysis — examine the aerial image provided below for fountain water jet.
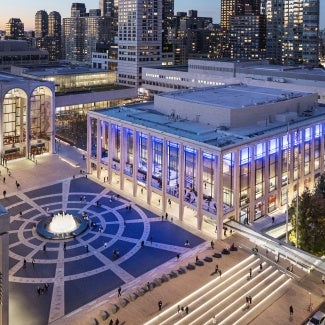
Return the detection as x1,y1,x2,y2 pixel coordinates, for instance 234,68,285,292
48,212,78,234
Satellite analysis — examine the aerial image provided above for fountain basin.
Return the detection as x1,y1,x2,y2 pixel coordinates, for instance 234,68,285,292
36,212,88,240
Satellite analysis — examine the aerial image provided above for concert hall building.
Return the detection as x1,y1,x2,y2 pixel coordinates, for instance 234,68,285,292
87,84,325,238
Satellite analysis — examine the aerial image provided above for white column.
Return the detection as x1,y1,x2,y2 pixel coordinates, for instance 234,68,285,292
216,153,223,240
86,115,92,174
96,119,102,179
162,138,167,213
196,148,203,230
249,145,255,223
108,123,113,184
119,125,125,190
178,143,185,221
132,129,138,197
146,133,152,205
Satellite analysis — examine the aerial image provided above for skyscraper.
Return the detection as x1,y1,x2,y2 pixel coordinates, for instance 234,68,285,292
63,3,112,62
48,11,62,61
117,0,162,87
265,0,320,65
35,10,48,38
221,0,266,60
99,0,115,17
5,18,24,39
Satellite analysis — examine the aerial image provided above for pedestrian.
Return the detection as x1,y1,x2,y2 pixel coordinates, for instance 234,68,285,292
118,287,121,297
63,242,66,251
150,236,153,244
85,244,89,252
272,216,275,223
249,268,252,278
32,259,35,268
177,305,181,314
3,190,6,198
23,259,26,269
249,295,252,304
289,305,293,317
218,269,222,277
80,196,83,202
259,263,263,271
43,244,46,252
162,215,164,221
165,212,168,220
19,211,22,217
176,253,180,260
158,300,162,311
141,240,144,247
211,240,214,249
115,318,119,325
185,306,189,314
196,256,199,262
212,315,217,324
109,320,113,325
322,275,325,284
245,296,249,308
2,177,5,183
147,282,150,291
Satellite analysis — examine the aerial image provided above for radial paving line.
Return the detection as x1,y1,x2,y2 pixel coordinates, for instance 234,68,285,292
61,179,70,212
48,243,65,323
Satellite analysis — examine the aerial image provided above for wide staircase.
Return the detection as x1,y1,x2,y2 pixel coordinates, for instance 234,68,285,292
144,254,292,325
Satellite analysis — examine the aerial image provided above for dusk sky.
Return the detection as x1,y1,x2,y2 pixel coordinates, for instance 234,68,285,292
0,0,324,30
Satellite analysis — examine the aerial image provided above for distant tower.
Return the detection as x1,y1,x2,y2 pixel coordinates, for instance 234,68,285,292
99,0,115,16
48,11,62,61
162,0,174,51
63,3,112,62
35,10,48,38
265,0,319,65
5,18,24,39
117,0,162,88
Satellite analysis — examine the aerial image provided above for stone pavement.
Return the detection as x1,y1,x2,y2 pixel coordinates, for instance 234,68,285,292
1,145,325,325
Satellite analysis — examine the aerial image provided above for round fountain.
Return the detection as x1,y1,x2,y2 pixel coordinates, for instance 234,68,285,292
36,211,88,240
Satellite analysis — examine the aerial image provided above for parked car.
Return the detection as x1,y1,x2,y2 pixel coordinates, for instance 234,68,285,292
307,311,325,325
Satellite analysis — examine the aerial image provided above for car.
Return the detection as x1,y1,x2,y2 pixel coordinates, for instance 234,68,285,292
307,311,325,325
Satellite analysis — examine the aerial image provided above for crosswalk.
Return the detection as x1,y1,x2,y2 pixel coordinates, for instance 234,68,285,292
144,255,292,325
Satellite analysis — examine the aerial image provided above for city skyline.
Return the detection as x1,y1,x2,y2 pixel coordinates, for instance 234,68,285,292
0,0,324,30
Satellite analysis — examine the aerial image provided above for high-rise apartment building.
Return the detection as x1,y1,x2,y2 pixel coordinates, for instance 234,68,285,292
117,0,162,88
63,3,112,62
265,0,320,65
5,18,24,39
35,10,48,38
221,0,266,60
99,0,116,16
35,10,62,61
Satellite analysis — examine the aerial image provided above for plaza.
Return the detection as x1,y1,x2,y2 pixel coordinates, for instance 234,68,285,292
1,145,324,325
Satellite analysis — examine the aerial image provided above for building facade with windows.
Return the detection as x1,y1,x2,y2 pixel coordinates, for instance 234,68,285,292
117,0,163,88
87,85,325,238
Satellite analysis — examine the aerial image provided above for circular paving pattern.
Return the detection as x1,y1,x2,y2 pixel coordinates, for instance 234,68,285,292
2,177,205,325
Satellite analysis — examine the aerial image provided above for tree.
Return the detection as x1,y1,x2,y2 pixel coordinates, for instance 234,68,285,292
288,173,325,256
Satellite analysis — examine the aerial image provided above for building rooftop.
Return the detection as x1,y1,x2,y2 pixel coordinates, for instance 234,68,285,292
19,65,113,77
159,84,307,109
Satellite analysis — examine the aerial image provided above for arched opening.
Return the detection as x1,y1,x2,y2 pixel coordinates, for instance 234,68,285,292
2,88,28,160
29,86,53,157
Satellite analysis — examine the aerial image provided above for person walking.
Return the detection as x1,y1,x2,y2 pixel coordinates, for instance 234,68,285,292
249,268,252,278
158,300,162,311
289,305,294,317
322,275,325,284
118,287,121,297
211,240,214,249
215,265,219,274
185,306,189,314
